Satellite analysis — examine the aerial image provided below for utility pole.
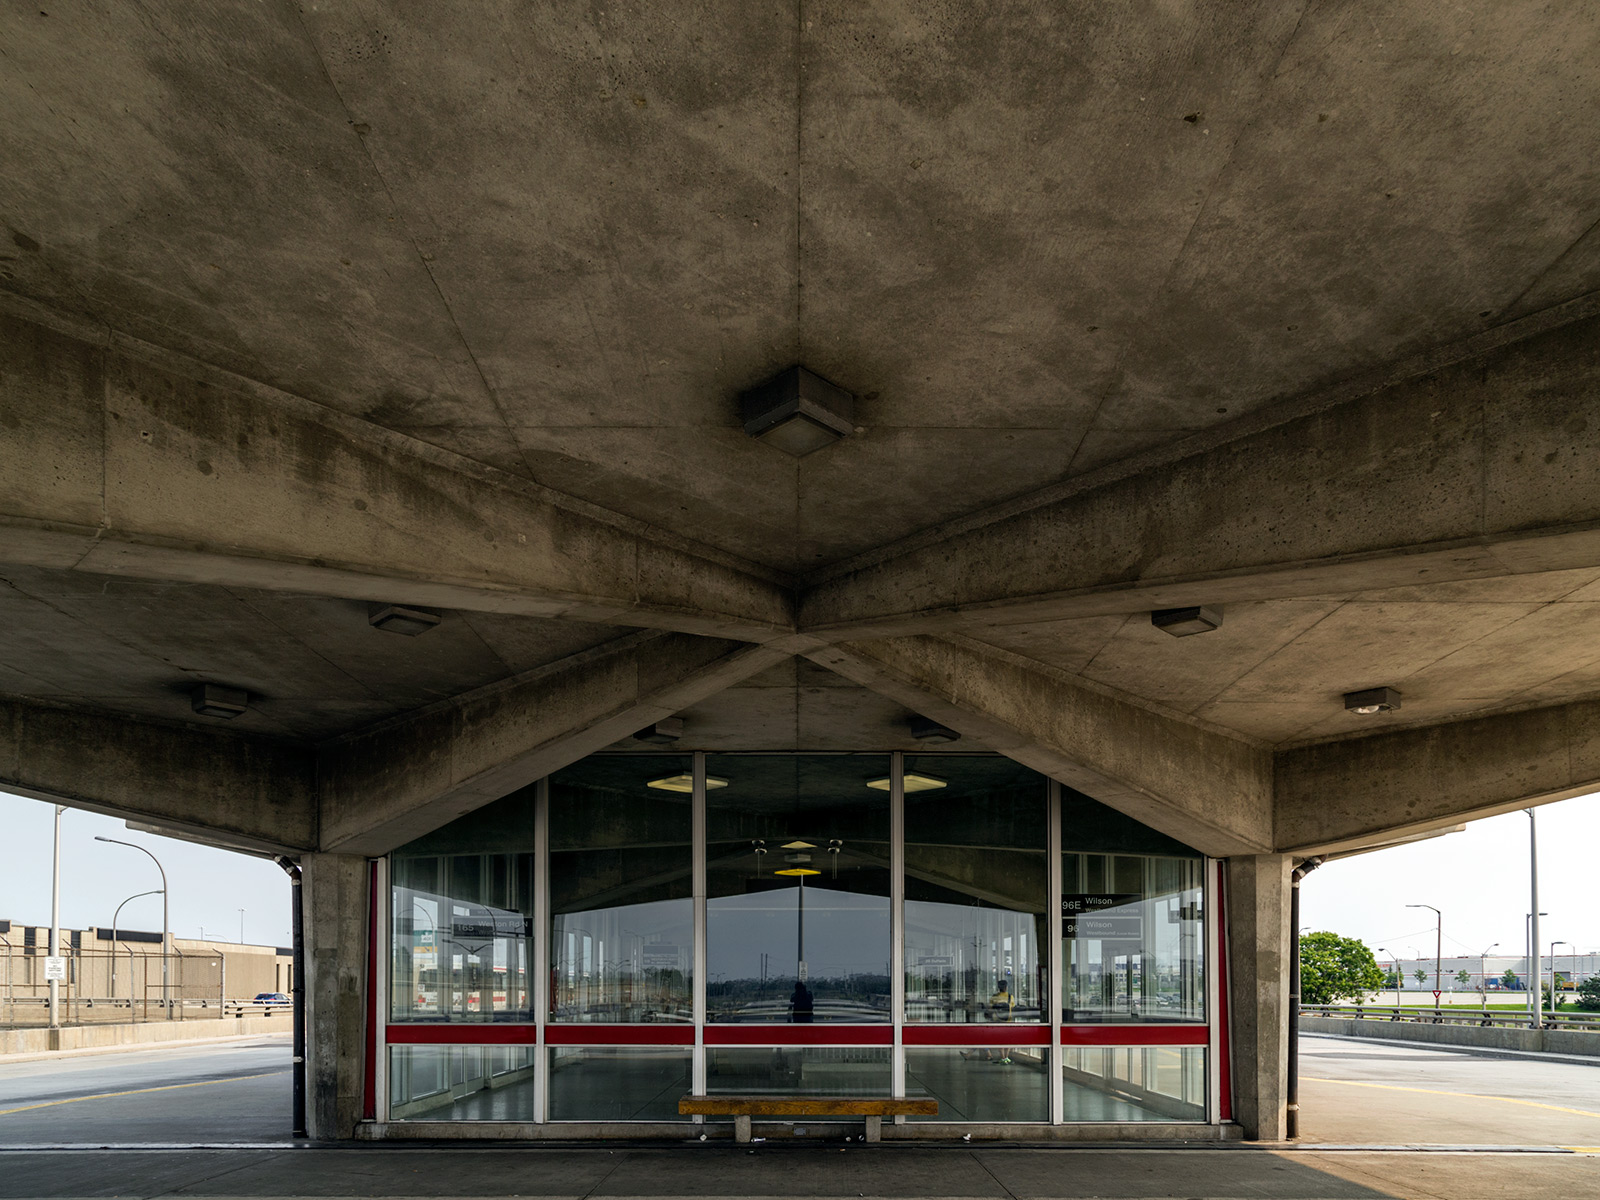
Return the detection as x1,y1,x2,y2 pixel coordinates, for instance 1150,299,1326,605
1528,810,1542,1029
48,805,64,1029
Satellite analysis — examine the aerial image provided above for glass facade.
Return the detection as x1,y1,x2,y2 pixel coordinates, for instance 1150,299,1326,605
380,753,1218,1129
551,756,694,1023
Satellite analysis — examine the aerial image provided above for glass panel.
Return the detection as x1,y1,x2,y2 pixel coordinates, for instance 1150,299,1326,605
1061,1046,1206,1121
706,1047,891,1096
904,1047,1049,1122
548,1047,691,1121
706,756,890,1023
391,791,535,1022
550,756,694,1023
904,756,1047,1023
388,1045,538,1120
1061,789,1205,1023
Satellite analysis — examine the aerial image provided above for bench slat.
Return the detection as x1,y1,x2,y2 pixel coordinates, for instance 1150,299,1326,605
679,1095,937,1117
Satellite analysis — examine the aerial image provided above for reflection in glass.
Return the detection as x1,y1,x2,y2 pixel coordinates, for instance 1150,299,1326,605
1061,1046,1206,1121
391,791,535,1022
1060,790,1205,1023
905,1047,1049,1122
706,756,890,1023
706,1047,891,1096
904,757,1047,1023
551,757,693,1023
548,1047,691,1121
389,1045,538,1119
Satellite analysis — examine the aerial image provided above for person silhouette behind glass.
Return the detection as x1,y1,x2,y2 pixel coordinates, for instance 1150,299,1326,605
790,979,814,1023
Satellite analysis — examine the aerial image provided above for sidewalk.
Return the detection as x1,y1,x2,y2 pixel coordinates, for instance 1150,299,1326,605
0,1144,1594,1199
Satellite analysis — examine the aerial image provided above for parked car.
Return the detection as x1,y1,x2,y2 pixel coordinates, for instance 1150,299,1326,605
253,992,291,1004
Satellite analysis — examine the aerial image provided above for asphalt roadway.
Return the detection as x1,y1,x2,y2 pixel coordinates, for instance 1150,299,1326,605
0,1033,1596,1198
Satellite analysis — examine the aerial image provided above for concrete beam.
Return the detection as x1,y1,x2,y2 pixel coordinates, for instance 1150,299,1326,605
801,312,1600,636
0,696,315,854
805,636,1273,858
0,310,794,642
302,853,370,1140
320,633,789,855
1274,699,1600,856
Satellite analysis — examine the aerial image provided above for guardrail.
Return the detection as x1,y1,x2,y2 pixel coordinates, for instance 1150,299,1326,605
0,996,290,1026
1304,1003,1600,1030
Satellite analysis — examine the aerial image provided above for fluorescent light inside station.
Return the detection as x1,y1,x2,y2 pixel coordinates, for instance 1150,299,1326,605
774,867,821,876
866,773,947,793
646,774,729,793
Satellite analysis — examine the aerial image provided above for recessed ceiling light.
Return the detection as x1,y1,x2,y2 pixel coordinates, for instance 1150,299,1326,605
646,774,729,793
634,718,684,744
1151,606,1223,637
191,683,248,719
1344,687,1401,715
368,603,442,636
740,366,854,456
866,773,947,793
909,716,960,744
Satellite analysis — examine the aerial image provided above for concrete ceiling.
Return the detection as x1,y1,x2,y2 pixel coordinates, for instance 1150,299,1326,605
5,3,1600,858
4,2,1599,575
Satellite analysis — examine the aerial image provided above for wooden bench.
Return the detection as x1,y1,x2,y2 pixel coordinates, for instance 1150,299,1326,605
678,1095,937,1143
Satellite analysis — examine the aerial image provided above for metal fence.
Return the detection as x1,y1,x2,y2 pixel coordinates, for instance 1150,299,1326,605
0,945,291,1027
1305,1003,1600,1030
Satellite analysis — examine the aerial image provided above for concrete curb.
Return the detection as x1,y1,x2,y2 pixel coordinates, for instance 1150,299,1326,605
1301,1024,1600,1066
0,1020,292,1061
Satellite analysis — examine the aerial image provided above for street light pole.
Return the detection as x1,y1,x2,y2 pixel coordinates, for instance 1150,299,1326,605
238,908,246,945
109,888,162,1004
1528,810,1541,1029
1407,905,1442,1010
1379,948,1397,1002
95,837,170,1019
1550,940,1569,1020
1479,944,1498,998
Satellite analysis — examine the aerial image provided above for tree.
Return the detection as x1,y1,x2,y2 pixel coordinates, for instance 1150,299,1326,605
1502,969,1521,990
1577,976,1600,1013
1299,932,1385,1005
1414,969,1429,985
1455,969,1471,988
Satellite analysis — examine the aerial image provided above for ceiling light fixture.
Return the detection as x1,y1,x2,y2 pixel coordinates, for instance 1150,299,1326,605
633,717,684,744
740,365,854,456
775,867,821,877
909,716,961,744
1344,687,1401,715
1151,606,1223,637
646,774,729,793
866,773,947,793
191,683,249,719
782,840,816,850
368,603,442,636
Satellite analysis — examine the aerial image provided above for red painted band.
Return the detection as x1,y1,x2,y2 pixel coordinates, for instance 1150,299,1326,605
387,1024,539,1045
1058,1024,1208,1047
704,1024,893,1046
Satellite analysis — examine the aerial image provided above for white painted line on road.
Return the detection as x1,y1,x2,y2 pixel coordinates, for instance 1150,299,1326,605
0,1069,289,1117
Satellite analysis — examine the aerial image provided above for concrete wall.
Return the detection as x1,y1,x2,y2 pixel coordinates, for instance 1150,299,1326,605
302,853,370,1139
0,1014,290,1056
1302,1016,1600,1057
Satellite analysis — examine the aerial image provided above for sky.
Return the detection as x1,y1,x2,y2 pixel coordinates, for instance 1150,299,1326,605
5,786,1598,961
1,792,293,947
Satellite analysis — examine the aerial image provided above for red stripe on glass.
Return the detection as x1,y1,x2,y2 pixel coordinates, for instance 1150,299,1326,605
902,1025,1051,1047
1058,1025,1208,1047
387,1024,539,1045
703,1025,892,1046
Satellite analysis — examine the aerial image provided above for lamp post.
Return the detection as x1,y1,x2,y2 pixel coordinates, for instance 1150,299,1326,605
95,837,170,1019
1525,910,1548,1026
1407,905,1442,1010
1550,940,1569,1020
109,888,162,1005
1528,810,1542,1029
1379,948,1398,1001
49,805,64,1029
1480,943,1498,999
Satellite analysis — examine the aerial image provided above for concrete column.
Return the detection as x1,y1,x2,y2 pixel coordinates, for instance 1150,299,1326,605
1226,854,1292,1141
301,853,369,1139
